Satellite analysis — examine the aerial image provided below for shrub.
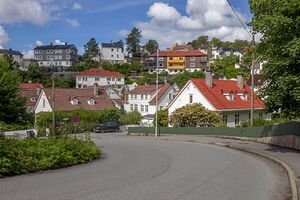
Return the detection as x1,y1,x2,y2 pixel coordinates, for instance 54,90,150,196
0,137,100,176
120,111,141,125
153,109,168,127
169,103,224,127
0,121,33,131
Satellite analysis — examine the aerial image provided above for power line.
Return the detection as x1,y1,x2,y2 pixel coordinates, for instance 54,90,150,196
226,0,252,39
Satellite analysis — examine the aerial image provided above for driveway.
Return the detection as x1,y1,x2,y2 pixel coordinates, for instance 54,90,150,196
0,135,290,200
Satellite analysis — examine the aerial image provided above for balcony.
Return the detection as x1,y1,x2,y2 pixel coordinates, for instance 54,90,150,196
167,57,185,63
167,63,185,70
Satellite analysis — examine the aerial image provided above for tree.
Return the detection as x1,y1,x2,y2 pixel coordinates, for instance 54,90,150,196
169,103,223,127
0,57,27,124
153,109,168,127
171,70,205,88
22,64,47,83
249,0,300,118
144,39,159,54
126,27,142,58
211,55,243,79
83,38,100,61
191,35,209,49
120,111,141,125
211,37,223,47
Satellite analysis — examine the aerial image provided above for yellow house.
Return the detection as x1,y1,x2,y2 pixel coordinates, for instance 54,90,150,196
167,56,185,70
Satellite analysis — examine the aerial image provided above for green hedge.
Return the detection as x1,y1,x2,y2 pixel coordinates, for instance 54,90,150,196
0,121,34,132
0,137,100,176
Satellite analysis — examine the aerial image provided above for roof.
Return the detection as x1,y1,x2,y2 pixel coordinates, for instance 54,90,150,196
189,78,265,110
34,44,77,50
149,83,172,105
76,68,124,77
19,83,43,89
247,74,265,87
43,88,114,111
102,42,123,48
128,85,164,94
149,50,207,57
0,49,23,56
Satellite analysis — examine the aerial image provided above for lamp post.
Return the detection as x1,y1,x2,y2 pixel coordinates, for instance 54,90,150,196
51,59,55,136
155,49,159,137
250,33,255,127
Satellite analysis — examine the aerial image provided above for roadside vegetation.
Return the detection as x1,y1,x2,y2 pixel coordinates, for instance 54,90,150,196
0,137,100,177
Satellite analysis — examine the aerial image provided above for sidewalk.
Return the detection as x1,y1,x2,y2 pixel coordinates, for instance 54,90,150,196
158,135,300,200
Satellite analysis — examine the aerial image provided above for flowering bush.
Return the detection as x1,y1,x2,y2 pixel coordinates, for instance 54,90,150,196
169,103,223,127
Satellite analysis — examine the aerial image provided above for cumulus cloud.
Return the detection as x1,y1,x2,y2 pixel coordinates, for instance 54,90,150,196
0,0,52,25
130,0,251,48
0,26,10,48
66,18,80,28
22,50,34,59
53,39,65,45
72,2,82,10
35,40,44,46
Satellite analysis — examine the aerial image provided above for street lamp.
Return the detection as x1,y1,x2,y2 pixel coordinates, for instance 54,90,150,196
50,59,55,136
155,49,159,137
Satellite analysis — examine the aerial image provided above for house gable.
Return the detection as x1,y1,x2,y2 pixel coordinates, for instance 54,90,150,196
35,90,52,114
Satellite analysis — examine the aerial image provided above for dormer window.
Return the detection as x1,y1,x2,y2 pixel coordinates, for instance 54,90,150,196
241,92,248,100
70,98,79,105
30,97,36,102
226,92,234,100
88,98,95,105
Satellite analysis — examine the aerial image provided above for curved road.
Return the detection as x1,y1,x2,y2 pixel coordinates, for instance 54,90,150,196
0,136,289,200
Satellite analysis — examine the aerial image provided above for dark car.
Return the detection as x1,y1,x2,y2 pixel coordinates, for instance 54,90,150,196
94,122,120,133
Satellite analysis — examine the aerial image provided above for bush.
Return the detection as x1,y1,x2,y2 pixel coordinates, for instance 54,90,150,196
0,137,100,176
0,121,33,131
239,117,292,127
153,109,168,127
169,103,224,127
120,111,141,125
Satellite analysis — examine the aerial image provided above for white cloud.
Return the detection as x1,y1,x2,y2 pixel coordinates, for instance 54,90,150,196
53,39,65,45
35,40,44,46
66,18,80,28
131,0,251,48
72,2,82,10
0,0,52,25
22,50,34,59
119,29,130,37
0,25,10,48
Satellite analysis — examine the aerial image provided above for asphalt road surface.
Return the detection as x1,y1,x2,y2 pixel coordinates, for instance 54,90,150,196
0,136,290,200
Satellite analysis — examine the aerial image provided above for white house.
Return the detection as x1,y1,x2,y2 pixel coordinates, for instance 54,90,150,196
0,49,23,64
94,42,125,64
35,85,115,114
76,68,125,93
211,47,223,60
168,72,271,127
124,83,176,126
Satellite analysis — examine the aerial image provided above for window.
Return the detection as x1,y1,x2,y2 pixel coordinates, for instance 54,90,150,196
235,114,240,125
189,94,193,103
111,48,114,52
141,94,144,99
66,55,70,59
107,78,111,81
145,105,149,112
159,63,164,67
169,93,173,100
259,113,263,118
112,77,115,81
141,105,144,112
66,49,70,53
82,77,87,81
83,85,87,88
190,63,195,67
66,61,69,65
179,57,183,60
249,113,251,120
134,104,138,110
95,77,99,81
160,106,163,110
111,55,114,58
117,78,121,81
201,57,207,61
169,57,173,60
228,93,234,100
130,104,133,111
117,54,119,58
42,98,46,108
223,115,228,125
88,98,95,105
159,57,163,61
190,57,195,61
241,92,248,100
134,95,137,99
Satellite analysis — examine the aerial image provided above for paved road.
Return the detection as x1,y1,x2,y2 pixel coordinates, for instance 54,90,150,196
0,136,289,200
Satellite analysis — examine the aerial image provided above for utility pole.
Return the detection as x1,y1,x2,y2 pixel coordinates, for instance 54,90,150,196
250,33,255,127
51,60,55,136
155,49,159,137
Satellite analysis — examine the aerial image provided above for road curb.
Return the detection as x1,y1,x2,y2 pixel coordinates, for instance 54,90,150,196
161,138,298,200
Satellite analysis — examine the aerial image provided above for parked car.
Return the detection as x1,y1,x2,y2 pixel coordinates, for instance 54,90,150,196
94,122,120,133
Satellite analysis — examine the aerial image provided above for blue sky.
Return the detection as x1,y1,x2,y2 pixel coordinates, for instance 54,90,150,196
0,0,251,57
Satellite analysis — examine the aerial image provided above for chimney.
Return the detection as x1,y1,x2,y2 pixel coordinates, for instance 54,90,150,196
205,70,213,88
237,75,244,89
93,83,99,96
65,42,67,45
36,87,40,96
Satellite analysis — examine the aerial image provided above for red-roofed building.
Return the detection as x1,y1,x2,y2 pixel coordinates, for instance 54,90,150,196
35,85,115,114
168,72,271,127
145,50,208,74
124,83,177,126
19,83,43,112
75,68,125,93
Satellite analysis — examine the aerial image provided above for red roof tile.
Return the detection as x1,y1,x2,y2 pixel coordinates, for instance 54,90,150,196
128,85,164,94
189,78,265,110
19,83,43,89
149,83,172,105
76,68,124,77
43,88,114,111
150,50,207,57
